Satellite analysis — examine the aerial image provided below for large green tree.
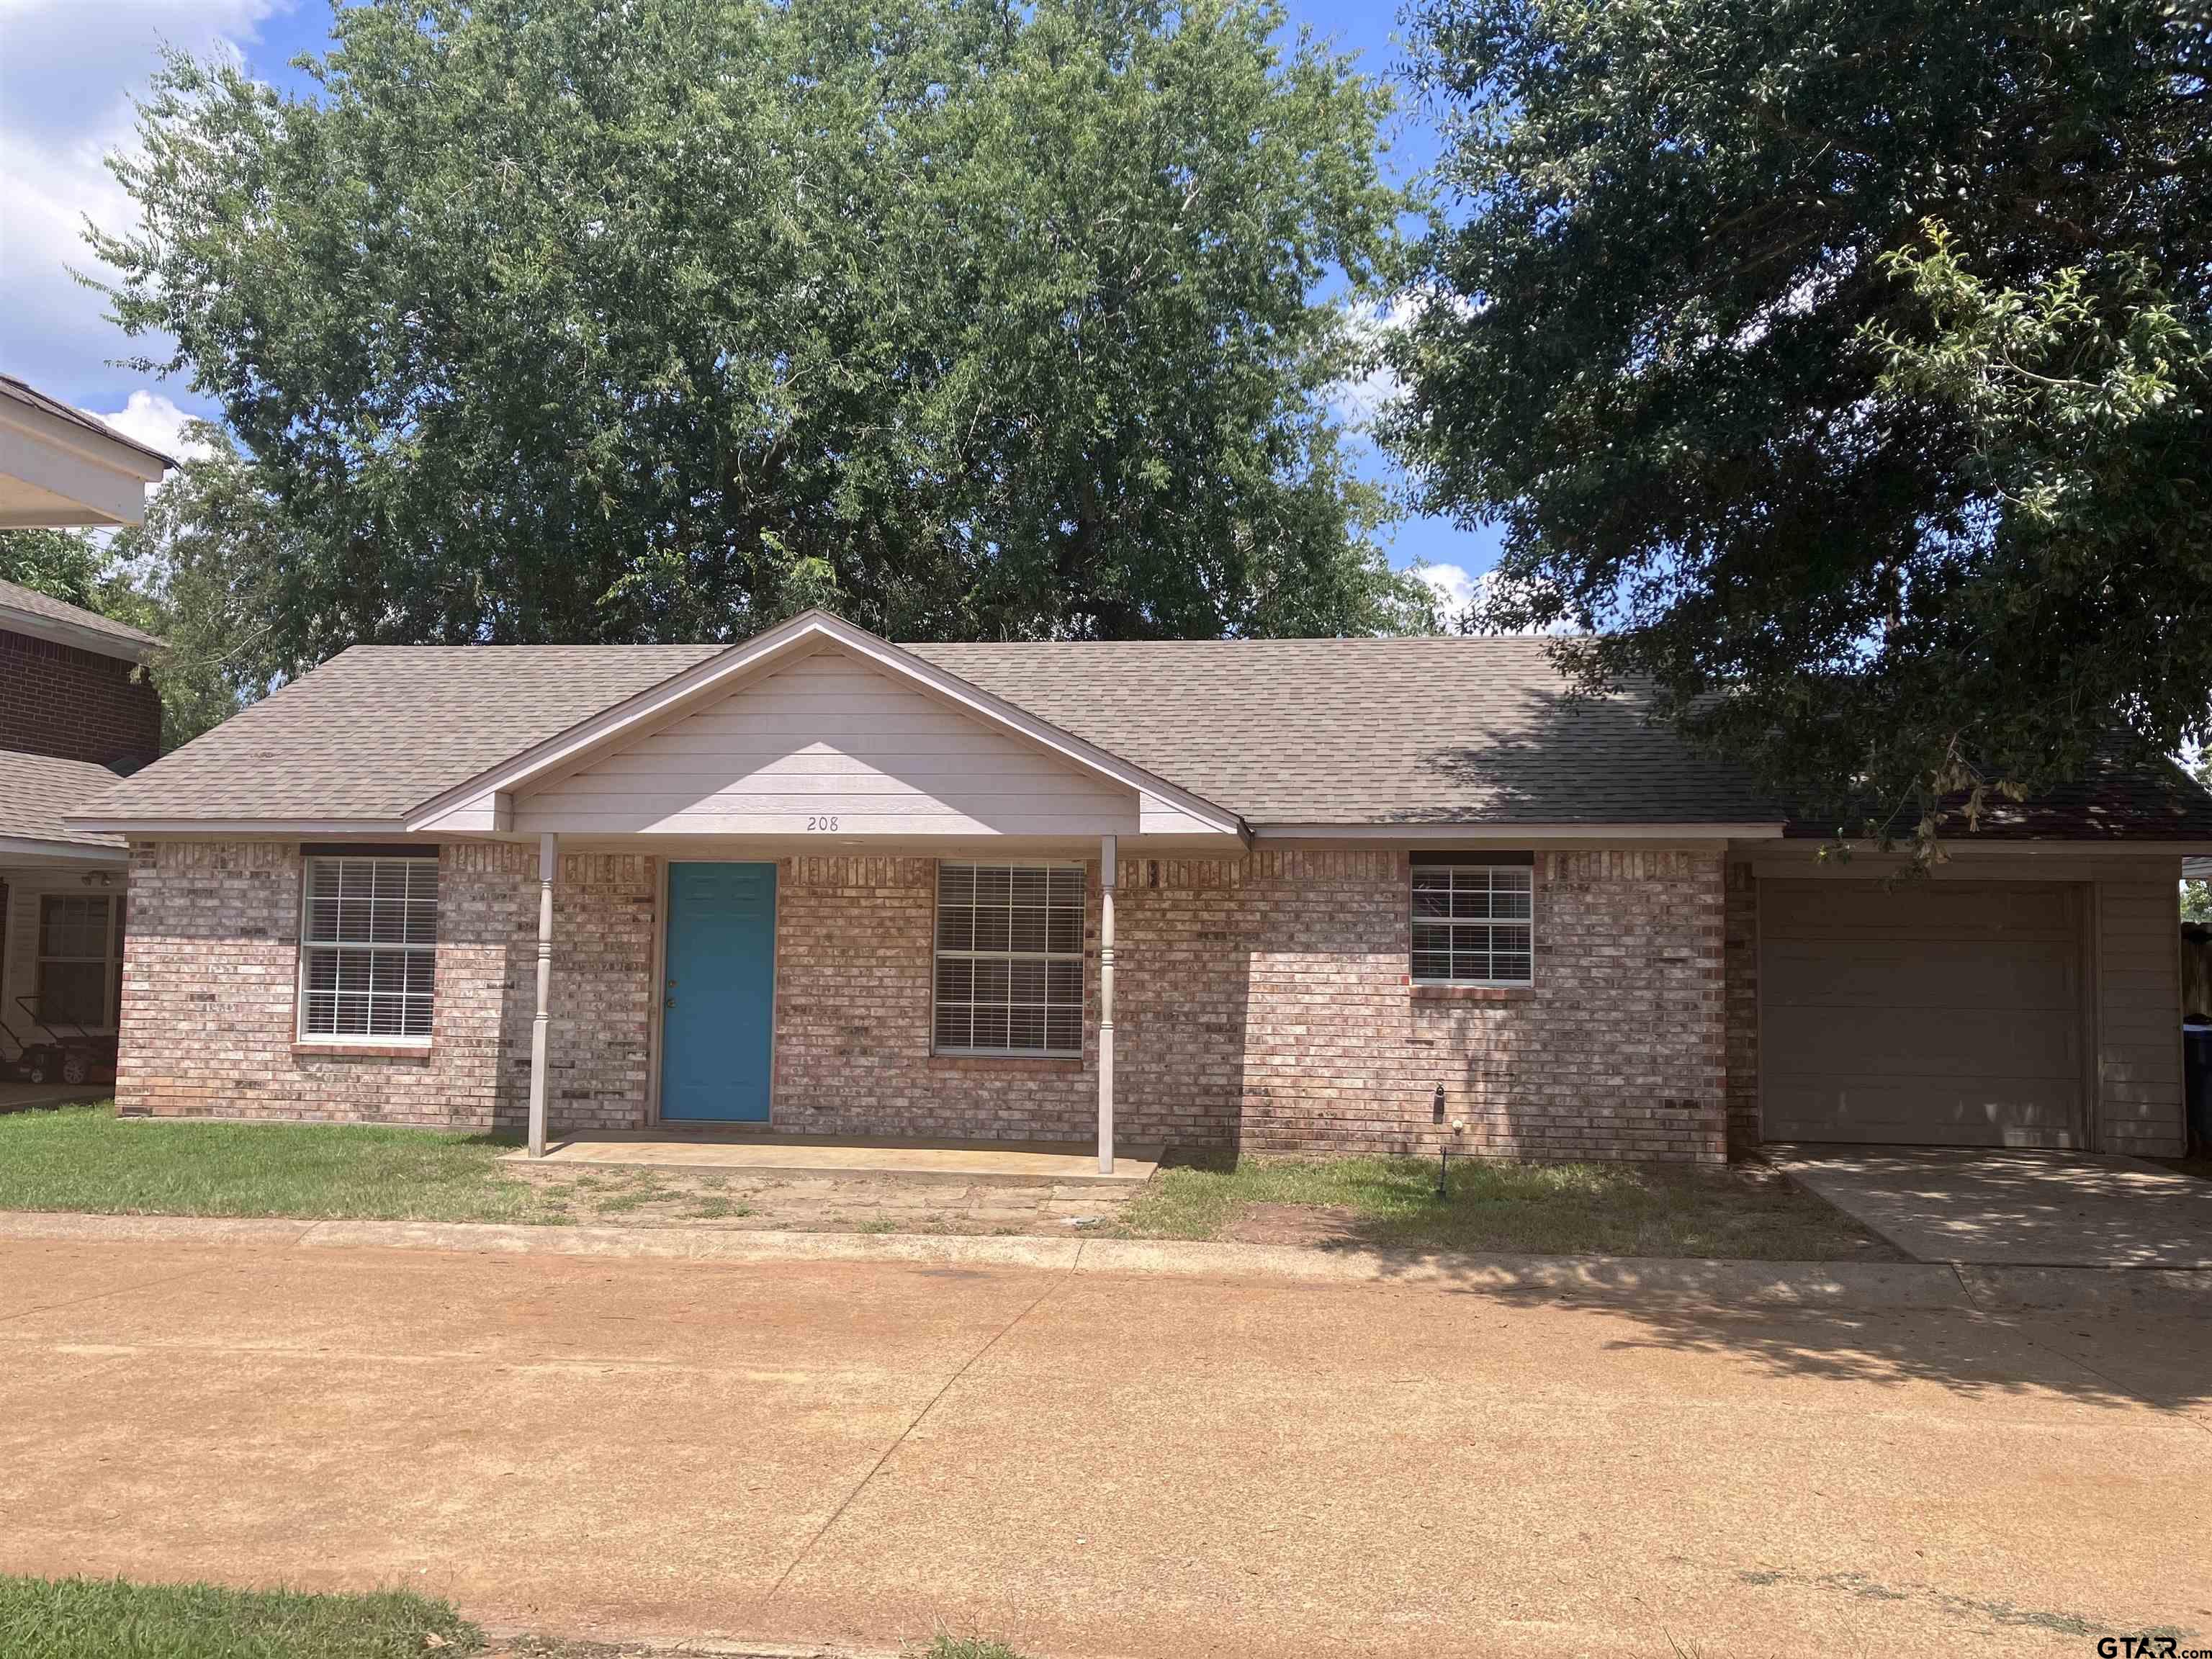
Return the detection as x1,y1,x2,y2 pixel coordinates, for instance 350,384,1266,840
1388,0,2212,848
92,0,1429,662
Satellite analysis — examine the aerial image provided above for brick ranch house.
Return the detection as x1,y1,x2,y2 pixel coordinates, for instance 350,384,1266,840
73,611,2212,1166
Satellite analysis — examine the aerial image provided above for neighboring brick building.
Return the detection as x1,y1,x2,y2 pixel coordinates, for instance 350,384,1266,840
77,612,2209,1161
0,580,166,1077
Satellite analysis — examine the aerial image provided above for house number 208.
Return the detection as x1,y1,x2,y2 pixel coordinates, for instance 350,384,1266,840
806,815,841,831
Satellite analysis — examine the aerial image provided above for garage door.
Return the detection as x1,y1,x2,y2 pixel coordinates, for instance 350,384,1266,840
1760,881,2085,1146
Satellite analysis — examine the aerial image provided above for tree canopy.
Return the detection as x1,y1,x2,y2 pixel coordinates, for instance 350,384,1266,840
1388,0,2212,848
92,0,1431,665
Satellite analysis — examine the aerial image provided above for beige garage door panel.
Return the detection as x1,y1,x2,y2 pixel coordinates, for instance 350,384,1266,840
1761,881,2085,1147
1761,937,2077,1015
1763,1002,2078,1081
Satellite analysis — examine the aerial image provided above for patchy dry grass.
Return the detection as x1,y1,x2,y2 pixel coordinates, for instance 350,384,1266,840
1110,1153,1896,1260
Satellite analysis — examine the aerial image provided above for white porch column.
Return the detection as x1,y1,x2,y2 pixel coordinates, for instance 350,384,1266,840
526,832,557,1159
1098,833,1116,1174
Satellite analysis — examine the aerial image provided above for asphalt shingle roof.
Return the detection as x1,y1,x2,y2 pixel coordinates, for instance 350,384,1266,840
1784,757,2212,842
0,578,162,652
908,638,1781,825
0,750,129,850
84,645,722,822
84,634,1783,827
75,631,2212,838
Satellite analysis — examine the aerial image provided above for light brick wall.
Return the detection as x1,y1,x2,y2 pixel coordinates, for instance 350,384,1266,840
117,840,652,1133
773,855,1107,1141
117,839,1730,1162
1115,848,1726,1164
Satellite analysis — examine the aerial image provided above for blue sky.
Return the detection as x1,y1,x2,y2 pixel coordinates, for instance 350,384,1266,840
0,0,1501,605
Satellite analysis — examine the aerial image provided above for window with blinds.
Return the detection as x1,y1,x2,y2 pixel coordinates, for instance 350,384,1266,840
1411,862,1534,985
932,862,1084,1056
297,855,439,1040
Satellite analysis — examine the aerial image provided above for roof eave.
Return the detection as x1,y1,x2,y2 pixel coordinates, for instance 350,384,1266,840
63,817,413,838
0,832,129,863
0,603,163,663
1251,822,1788,840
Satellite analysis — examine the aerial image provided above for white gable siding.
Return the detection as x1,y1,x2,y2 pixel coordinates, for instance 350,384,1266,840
516,650,1140,837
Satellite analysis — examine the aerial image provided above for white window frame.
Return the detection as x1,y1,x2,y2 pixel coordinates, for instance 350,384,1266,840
1411,860,1535,987
930,858,1086,1058
35,892,124,1033
295,852,439,1046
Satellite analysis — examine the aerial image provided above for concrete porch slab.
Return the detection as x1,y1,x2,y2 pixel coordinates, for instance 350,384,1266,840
1778,1144,2212,1268
505,1130,1161,1187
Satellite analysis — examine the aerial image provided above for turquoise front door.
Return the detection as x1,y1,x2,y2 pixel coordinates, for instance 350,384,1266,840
660,862,777,1123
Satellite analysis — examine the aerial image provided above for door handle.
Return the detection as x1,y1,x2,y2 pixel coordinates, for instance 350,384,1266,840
665,996,676,1010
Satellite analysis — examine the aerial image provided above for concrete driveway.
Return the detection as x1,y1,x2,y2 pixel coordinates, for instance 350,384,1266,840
0,1235,2206,1658
1781,1146,2212,1267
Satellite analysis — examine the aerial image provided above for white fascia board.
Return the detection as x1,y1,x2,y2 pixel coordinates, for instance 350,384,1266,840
1254,822,1788,841
0,835,128,864
62,817,414,838
404,610,1249,842
0,603,159,663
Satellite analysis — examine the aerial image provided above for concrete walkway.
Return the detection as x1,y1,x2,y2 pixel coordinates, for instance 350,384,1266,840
511,1130,1161,1187
1780,1146,2212,1267
0,1227,2204,1657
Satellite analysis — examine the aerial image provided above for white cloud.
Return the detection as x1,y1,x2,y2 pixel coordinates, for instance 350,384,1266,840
1416,559,1478,617
1413,562,1578,634
1329,285,1487,436
0,0,283,402
97,388,215,463
1330,293,1419,431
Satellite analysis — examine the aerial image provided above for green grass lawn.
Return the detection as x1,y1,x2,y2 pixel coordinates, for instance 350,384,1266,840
0,1104,570,1225
1111,1152,1894,1260
0,1103,1882,1259
0,1575,478,1659
0,1575,1030,1659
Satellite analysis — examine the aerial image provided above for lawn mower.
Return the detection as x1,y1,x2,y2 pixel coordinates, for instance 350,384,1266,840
3,996,118,1087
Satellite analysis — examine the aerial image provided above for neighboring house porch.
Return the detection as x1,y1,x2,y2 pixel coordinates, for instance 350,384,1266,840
0,374,172,1087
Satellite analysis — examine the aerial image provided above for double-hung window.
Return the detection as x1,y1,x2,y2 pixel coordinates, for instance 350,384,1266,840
932,862,1084,1056
1411,858,1534,986
298,851,439,1041
37,894,123,1029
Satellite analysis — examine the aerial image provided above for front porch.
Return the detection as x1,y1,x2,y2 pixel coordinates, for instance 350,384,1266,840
509,1127,1163,1187
518,833,1167,1173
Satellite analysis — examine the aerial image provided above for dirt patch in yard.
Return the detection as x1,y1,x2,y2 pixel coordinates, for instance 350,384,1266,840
1220,1201,1370,1248
502,1161,1130,1236
1115,1154,1905,1261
